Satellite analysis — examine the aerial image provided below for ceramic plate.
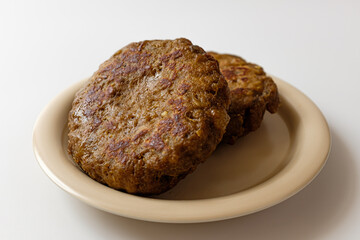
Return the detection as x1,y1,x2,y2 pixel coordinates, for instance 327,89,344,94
33,76,331,223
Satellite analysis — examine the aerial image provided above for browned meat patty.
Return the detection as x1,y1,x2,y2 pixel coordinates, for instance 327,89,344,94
68,38,230,195
208,52,279,144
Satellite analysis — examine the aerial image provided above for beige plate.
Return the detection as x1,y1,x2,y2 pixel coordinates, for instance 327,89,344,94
33,76,331,223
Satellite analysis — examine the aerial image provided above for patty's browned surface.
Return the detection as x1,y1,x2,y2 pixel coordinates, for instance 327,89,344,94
68,38,230,195
208,52,279,144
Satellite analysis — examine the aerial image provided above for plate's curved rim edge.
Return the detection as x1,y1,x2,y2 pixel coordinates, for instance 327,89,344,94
32,76,331,223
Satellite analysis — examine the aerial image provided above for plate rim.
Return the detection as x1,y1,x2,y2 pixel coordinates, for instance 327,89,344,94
33,76,331,223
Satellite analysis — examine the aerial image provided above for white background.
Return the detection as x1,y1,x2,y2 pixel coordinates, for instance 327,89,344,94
1,0,360,239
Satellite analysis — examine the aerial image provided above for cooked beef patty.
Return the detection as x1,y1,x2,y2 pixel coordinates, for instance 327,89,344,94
68,38,230,195
208,52,279,144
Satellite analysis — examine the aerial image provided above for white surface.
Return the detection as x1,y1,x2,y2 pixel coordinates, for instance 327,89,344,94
1,0,359,239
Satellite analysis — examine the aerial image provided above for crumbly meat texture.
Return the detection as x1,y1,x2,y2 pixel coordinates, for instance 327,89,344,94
208,52,279,144
68,39,230,195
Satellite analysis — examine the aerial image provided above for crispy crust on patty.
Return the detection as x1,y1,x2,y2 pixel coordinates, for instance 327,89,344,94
68,39,230,195
208,52,279,144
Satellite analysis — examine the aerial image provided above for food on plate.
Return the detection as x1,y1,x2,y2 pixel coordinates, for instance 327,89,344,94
68,38,230,195
208,52,279,144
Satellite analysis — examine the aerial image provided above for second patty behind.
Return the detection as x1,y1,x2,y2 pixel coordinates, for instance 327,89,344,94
208,52,280,144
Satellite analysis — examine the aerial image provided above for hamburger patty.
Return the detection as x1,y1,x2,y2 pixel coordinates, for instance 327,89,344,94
68,38,230,195
208,52,279,144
